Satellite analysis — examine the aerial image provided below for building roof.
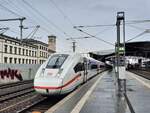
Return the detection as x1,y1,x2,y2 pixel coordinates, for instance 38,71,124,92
0,34,20,43
0,34,48,48
22,39,48,46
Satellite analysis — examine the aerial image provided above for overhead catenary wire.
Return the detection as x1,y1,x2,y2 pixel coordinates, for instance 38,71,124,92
126,24,145,31
48,0,74,26
126,19,150,24
7,0,54,35
93,26,116,36
22,0,72,38
0,3,22,17
48,0,88,45
74,24,115,28
67,27,114,40
74,19,150,28
126,30,150,42
22,0,70,46
74,27,115,46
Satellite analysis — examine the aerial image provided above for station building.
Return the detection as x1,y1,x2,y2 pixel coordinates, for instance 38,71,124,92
0,34,56,64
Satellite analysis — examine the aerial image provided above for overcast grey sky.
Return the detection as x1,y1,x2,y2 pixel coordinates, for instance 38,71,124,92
0,0,150,53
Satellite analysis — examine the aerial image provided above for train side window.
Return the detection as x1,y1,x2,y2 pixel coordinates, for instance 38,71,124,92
91,64,98,69
74,63,84,73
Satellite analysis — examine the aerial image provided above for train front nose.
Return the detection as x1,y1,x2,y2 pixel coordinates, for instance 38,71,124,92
34,76,62,95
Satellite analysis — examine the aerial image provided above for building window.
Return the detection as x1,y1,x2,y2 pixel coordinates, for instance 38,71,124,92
26,50,28,56
29,50,31,56
22,59,25,64
22,49,25,55
35,51,37,57
10,46,13,54
32,51,34,57
14,58,17,64
18,58,21,64
18,48,21,55
9,57,13,63
32,60,34,64
4,45,8,53
4,57,8,63
26,59,28,64
14,47,17,54
40,51,41,57
44,53,46,58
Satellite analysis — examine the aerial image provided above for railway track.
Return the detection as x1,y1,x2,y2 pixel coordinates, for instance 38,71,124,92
0,81,33,97
129,70,150,80
0,80,64,113
0,91,64,113
17,95,65,113
0,80,33,89
0,80,36,113
0,92,45,113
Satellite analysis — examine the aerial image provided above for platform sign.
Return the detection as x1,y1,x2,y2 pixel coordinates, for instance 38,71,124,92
118,46,125,54
119,66,126,79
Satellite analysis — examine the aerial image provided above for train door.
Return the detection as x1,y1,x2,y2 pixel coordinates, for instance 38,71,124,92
83,58,88,83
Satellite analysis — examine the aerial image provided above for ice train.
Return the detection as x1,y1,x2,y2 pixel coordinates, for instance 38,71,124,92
34,53,105,95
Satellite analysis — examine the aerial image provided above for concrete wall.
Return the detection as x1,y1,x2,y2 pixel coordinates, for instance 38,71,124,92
0,64,40,84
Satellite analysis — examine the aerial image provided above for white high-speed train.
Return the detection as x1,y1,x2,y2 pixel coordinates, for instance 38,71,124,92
34,53,105,95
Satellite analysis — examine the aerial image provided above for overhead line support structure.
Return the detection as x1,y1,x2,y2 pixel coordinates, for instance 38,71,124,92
66,36,91,52
0,17,26,43
116,12,126,96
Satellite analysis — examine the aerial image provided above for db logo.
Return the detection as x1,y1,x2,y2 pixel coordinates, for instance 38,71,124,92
47,72,53,76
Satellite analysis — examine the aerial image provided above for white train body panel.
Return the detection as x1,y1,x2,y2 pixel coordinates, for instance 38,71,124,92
34,53,104,95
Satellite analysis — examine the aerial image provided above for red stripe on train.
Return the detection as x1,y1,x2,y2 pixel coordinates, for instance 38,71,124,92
34,74,81,90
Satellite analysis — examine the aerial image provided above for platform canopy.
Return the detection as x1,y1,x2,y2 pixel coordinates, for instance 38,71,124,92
89,49,115,62
89,41,150,61
126,41,150,58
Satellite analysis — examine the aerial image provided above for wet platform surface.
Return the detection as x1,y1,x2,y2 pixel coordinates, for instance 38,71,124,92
80,70,130,113
126,71,150,113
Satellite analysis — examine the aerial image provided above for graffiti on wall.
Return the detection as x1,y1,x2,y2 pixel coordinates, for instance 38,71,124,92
0,68,23,81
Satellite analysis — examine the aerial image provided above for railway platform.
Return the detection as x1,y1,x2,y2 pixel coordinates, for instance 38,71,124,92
46,69,150,113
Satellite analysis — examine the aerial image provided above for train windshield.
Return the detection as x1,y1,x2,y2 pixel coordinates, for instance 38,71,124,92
46,54,68,69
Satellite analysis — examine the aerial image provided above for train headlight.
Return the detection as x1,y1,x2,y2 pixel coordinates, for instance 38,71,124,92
57,68,63,76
